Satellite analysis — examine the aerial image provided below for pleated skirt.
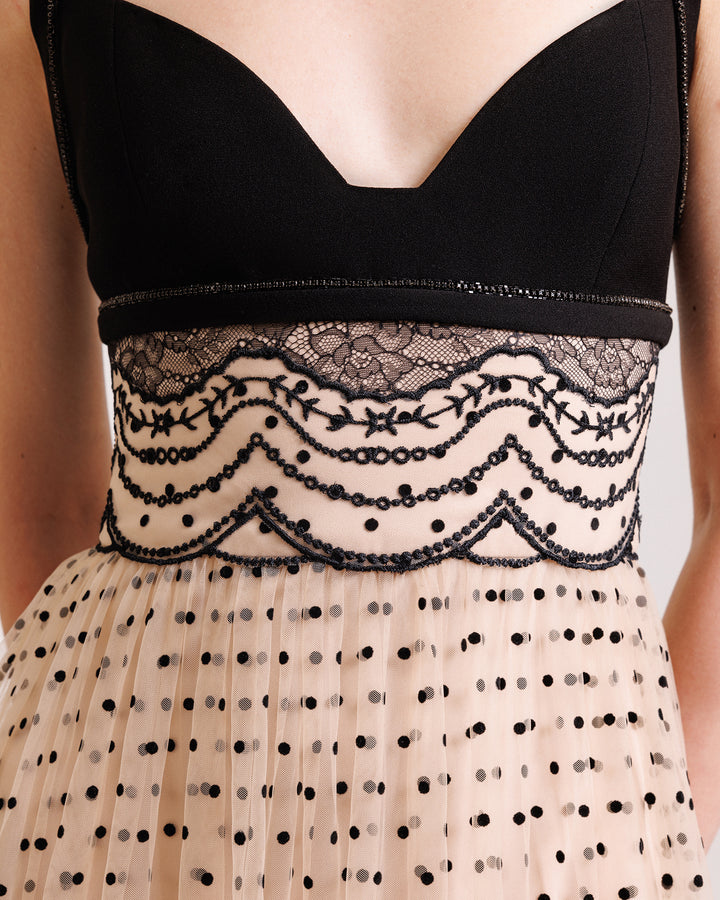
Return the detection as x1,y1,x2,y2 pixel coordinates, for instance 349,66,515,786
0,549,711,897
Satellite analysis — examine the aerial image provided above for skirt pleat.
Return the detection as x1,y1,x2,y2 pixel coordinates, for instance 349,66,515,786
0,546,711,897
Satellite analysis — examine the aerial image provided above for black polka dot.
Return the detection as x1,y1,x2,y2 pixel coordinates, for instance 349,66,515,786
0,447,707,899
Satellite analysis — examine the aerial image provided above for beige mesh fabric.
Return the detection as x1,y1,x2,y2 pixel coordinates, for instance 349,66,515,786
0,322,710,897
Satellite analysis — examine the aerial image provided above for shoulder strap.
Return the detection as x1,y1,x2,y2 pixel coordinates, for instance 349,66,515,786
28,0,90,241
673,0,701,238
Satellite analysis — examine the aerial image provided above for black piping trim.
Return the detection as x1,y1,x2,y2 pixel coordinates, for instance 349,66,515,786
672,0,691,238
109,335,660,408
97,279,674,346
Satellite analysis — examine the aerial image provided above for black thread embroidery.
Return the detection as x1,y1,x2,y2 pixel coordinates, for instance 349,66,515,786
96,322,657,573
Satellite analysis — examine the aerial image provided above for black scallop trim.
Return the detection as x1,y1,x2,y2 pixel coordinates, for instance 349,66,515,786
95,487,641,574
44,0,90,240
109,329,660,409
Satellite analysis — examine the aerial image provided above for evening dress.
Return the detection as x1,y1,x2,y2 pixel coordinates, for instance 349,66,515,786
0,0,713,895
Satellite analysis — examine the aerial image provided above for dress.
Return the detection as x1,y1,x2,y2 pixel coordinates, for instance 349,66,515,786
0,0,713,896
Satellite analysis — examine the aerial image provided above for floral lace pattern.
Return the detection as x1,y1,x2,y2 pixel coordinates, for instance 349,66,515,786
108,321,659,404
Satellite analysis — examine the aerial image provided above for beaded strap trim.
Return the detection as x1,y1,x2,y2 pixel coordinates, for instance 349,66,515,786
98,279,672,314
44,0,89,239
673,0,691,236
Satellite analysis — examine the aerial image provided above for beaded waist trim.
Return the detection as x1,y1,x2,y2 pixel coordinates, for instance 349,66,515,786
96,279,673,347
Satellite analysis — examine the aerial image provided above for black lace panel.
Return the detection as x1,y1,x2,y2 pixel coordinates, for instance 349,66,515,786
109,322,657,404
98,321,660,572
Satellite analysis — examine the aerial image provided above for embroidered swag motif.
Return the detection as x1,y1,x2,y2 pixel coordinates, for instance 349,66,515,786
98,322,660,573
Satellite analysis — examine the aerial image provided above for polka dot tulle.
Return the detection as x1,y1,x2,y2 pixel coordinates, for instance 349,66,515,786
0,550,711,897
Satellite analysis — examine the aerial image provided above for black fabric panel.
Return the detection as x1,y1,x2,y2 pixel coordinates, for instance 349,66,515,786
60,0,154,291
97,286,673,347
107,0,647,295
592,0,680,300
685,0,702,87
28,0,699,346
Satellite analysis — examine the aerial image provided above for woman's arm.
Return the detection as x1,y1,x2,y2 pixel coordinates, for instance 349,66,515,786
0,0,113,634
663,0,720,854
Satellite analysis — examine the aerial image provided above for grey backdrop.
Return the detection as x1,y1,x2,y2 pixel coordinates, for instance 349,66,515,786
636,258,719,892
5,251,716,891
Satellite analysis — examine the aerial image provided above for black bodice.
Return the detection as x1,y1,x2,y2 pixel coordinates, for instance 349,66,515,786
30,0,701,346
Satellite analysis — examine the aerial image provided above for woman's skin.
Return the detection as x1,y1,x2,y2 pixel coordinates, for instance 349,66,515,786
664,0,720,853
0,0,113,634
1,0,719,856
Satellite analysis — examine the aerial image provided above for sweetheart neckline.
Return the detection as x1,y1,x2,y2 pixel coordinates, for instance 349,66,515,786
114,0,632,192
